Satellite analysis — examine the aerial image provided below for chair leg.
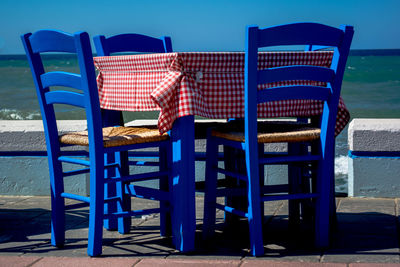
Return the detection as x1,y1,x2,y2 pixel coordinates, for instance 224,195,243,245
329,176,338,230
117,151,131,234
104,183,117,230
258,144,265,220
314,155,333,248
288,143,301,227
247,183,264,256
103,153,118,231
245,150,264,256
223,146,246,227
203,135,219,239
87,161,105,257
50,161,65,248
288,164,302,226
300,162,314,223
160,143,172,237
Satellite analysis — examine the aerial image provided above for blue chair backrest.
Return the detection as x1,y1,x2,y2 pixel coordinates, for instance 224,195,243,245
21,30,103,155
92,33,173,126
93,33,173,56
244,23,354,146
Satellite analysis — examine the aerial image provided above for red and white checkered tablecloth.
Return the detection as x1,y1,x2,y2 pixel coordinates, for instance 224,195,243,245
94,51,350,135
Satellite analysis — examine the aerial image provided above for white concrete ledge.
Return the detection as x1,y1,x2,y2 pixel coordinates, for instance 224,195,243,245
0,120,87,151
348,118,400,197
0,120,89,195
0,119,288,195
348,119,400,152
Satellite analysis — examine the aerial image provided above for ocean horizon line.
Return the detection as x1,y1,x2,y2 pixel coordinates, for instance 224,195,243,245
1,48,400,59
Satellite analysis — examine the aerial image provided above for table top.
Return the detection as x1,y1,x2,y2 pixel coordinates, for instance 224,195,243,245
94,51,349,135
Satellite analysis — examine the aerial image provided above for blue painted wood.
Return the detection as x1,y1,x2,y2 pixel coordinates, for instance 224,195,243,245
103,151,119,231
93,32,173,232
125,184,170,201
93,33,173,56
258,65,335,84
22,30,77,252
106,170,170,182
41,72,82,89
21,29,174,256
244,25,265,257
349,150,400,158
256,22,344,47
215,203,248,217
159,141,172,237
203,22,354,256
222,145,247,225
170,115,196,252
29,29,78,53
60,192,90,203
257,85,332,103
202,128,219,239
58,156,90,166
44,91,85,107
288,142,311,227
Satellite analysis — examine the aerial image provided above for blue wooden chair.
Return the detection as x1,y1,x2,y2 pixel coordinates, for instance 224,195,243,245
21,29,172,256
92,33,172,129
92,32,172,128
202,23,354,256
92,33,173,232
92,32,225,194
93,33,172,56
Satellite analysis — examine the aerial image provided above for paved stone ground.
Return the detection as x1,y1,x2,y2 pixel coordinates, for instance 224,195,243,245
0,196,400,266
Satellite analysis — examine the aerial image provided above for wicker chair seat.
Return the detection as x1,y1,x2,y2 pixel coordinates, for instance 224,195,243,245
60,126,169,148
211,121,321,143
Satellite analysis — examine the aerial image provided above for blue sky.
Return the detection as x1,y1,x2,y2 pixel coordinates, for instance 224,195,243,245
0,0,399,54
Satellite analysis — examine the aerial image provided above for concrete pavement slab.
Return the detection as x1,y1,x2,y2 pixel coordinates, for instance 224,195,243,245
0,256,42,267
135,258,241,267
30,256,139,267
1,196,400,264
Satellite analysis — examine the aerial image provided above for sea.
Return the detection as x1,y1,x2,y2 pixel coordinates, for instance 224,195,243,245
1,49,399,193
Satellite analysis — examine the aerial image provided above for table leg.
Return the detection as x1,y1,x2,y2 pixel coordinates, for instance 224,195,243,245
170,115,196,252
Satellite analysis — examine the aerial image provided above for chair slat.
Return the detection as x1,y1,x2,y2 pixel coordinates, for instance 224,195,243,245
257,85,332,103
60,192,90,203
45,91,86,107
108,34,165,53
41,72,82,90
258,65,335,84
29,30,77,53
215,203,248,218
58,156,90,166
257,22,344,47
94,33,172,56
125,184,170,201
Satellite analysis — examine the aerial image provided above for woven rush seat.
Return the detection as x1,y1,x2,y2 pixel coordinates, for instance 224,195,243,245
211,121,321,143
60,126,169,148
